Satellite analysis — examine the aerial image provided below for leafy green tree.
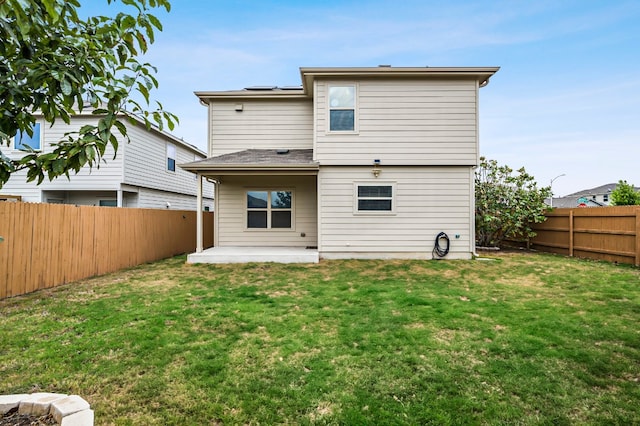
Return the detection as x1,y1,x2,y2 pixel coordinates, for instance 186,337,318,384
610,180,640,205
475,157,551,247
0,0,177,188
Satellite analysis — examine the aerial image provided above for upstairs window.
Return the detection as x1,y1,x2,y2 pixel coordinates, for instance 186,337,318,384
247,190,293,229
355,183,395,213
167,143,176,172
329,85,356,132
14,123,42,151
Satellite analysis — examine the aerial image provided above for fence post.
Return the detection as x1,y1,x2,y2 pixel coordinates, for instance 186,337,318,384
635,207,640,267
569,209,574,257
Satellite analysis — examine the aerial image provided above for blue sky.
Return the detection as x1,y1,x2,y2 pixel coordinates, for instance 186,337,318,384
84,0,640,197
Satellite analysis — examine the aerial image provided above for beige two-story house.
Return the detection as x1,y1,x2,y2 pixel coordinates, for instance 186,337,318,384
182,66,499,263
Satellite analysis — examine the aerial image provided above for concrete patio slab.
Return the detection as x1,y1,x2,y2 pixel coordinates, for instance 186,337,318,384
187,246,319,264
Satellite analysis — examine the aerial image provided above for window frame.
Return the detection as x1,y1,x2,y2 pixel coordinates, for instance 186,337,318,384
245,189,295,231
13,122,43,151
99,199,118,207
166,143,176,172
353,181,397,215
327,83,358,133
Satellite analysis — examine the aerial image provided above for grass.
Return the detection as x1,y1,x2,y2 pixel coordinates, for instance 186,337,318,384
1,252,639,425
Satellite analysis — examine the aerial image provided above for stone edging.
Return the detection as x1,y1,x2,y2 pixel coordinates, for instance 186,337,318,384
0,393,93,425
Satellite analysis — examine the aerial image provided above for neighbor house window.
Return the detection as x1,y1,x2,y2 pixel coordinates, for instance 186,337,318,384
99,199,117,207
329,85,356,131
603,194,609,203
14,123,42,150
354,183,395,213
167,143,176,172
247,190,293,229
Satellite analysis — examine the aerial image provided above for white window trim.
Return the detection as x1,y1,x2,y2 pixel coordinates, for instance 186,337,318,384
245,188,296,231
13,121,44,151
353,181,397,215
166,143,176,173
327,83,358,134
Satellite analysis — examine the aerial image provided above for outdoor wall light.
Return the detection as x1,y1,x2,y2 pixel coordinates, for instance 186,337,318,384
372,159,381,177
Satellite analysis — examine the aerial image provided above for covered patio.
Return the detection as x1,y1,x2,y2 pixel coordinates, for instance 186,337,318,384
181,149,319,264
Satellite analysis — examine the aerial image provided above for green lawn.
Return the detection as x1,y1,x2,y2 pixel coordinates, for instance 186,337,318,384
1,252,639,425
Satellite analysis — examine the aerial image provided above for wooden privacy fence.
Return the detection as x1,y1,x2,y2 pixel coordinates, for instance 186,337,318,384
0,203,214,299
529,206,640,266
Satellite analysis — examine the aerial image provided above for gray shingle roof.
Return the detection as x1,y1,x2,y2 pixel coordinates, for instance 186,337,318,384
180,149,318,172
565,183,618,197
565,183,640,197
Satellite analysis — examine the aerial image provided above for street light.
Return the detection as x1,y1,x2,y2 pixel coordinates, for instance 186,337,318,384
550,174,566,207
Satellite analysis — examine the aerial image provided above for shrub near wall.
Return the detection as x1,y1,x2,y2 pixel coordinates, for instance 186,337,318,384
0,202,214,299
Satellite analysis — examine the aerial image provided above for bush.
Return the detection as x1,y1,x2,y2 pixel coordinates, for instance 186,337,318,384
475,157,551,247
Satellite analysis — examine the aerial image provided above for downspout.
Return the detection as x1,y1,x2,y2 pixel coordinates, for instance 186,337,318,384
472,79,480,257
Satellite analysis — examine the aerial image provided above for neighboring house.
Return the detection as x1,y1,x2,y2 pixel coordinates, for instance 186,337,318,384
550,183,640,208
182,66,499,261
1,112,214,210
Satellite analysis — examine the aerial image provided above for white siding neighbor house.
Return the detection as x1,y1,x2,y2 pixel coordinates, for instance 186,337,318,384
182,66,498,262
1,113,214,210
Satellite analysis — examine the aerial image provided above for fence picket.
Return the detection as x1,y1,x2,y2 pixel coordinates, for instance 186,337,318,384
530,206,640,266
0,203,214,299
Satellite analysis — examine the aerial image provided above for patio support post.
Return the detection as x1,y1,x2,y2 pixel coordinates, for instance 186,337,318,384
196,173,203,253
117,189,123,207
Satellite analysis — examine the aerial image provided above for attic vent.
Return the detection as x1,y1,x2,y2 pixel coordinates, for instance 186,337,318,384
378,64,391,67
278,86,303,90
244,86,277,90
276,149,290,155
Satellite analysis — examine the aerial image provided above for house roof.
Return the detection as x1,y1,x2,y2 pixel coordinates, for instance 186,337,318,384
565,183,640,197
300,66,500,96
195,66,500,102
565,183,619,197
179,149,319,174
550,197,604,208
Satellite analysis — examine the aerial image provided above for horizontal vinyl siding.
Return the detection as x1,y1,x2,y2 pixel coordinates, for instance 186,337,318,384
217,175,317,247
123,123,207,197
2,117,213,204
41,117,124,190
210,99,313,156
318,166,473,258
1,168,43,202
315,79,478,165
1,117,124,201
136,187,214,211
62,191,118,206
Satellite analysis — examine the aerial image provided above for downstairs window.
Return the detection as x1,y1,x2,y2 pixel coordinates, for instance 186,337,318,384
354,183,395,213
247,190,293,229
